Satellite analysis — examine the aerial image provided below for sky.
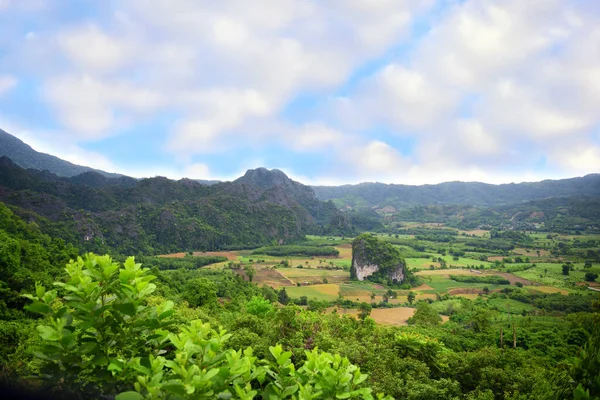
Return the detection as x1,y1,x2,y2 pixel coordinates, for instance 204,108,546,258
1,0,599,185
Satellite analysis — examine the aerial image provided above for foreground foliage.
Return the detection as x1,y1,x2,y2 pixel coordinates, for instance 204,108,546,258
24,254,390,399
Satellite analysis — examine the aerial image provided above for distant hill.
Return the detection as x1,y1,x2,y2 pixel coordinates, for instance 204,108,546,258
0,128,122,178
312,175,600,211
0,159,353,254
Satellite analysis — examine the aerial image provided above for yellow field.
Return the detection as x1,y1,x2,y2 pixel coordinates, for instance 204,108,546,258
458,229,489,237
451,293,480,299
369,307,416,325
525,286,569,294
335,245,352,259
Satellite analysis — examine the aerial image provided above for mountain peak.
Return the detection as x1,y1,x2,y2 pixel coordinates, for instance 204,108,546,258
235,167,295,190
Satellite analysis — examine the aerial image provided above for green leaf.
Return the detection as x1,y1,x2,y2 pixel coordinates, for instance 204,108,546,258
115,391,143,400
35,283,45,298
282,384,299,397
25,302,53,315
158,309,174,320
60,333,76,349
114,303,137,316
79,342,98,354
108,358,125,372
162,383,186,396
92,355,108,366
37,326,60,341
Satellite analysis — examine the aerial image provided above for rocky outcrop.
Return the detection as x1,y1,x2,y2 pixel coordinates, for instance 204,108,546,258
351,234,405,283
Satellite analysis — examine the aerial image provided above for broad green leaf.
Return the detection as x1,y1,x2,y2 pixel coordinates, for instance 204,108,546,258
158,309,174,320
108,358,125,372
162,383,186,396
115,391,143,400
25,302,53,315
114,302,137,316
35,283,45,298
37,326,60,341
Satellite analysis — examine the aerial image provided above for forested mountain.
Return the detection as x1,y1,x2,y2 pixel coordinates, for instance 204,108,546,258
0,129,122,178
0,157,352,254
387,196,600,232
312,174,600,210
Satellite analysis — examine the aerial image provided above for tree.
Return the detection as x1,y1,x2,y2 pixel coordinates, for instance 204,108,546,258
246,296,274,317
584,261,593,268
277,288,290,305
585,273,598,282
370,292,376,301
24,254,392,399
182,277,218,307
407,291,416,304
407,302,442,327
483,286,490,295
358,302,372,320
244,265,256,282
562,264,570,275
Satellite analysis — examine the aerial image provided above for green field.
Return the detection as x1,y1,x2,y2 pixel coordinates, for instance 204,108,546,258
286,284,340,301
406,256,492,270
513,262,596,288
422,275,507,293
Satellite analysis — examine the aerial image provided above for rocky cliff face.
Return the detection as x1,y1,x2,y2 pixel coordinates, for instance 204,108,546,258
350,234,405,283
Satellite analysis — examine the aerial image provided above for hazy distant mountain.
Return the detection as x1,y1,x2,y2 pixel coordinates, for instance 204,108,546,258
312,175,600,210
0,128,122,178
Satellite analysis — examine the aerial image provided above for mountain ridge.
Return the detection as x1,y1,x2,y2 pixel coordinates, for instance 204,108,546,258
1,128,599,212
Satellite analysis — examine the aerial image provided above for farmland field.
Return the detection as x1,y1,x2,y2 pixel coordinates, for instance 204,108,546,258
286,284,340,301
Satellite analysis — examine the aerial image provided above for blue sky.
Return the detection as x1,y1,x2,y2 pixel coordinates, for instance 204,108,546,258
1,0,599,185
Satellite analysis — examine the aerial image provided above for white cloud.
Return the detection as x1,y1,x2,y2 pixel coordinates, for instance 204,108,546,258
58,25,132,72
23,0,429,151
42,74,161,137
0,75,17,95
3,0,600,184
346,64,458,130
324,0,600,182
290,123,344,151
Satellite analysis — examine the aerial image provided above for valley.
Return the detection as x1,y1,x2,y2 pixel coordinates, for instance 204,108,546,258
0,130,598,399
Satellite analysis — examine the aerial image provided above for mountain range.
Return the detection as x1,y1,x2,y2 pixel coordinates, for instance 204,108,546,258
0,128,599,252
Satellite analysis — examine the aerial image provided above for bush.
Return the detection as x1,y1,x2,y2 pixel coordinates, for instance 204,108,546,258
252,245,339,257
449,275,510,285
23,253,392,399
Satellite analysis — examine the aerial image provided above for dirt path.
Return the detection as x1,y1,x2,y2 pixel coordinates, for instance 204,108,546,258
483,271,535,285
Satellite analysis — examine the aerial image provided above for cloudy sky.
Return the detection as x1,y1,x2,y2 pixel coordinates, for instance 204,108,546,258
1,0,599,185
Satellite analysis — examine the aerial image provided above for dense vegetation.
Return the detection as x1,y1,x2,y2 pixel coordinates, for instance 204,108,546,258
1,135,600,400
252,245,339,257
313,175,600,209
450,275,511,285
0,157,357,255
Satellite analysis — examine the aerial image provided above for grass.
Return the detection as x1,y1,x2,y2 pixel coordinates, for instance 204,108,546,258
525,286,569,294
286,284,340,301
277,268,349,278
513,262,589,289
406,256,492,270
487,298,535,314
421,275,506,293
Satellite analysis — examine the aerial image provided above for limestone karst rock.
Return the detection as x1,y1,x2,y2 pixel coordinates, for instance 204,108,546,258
351,233,405,283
